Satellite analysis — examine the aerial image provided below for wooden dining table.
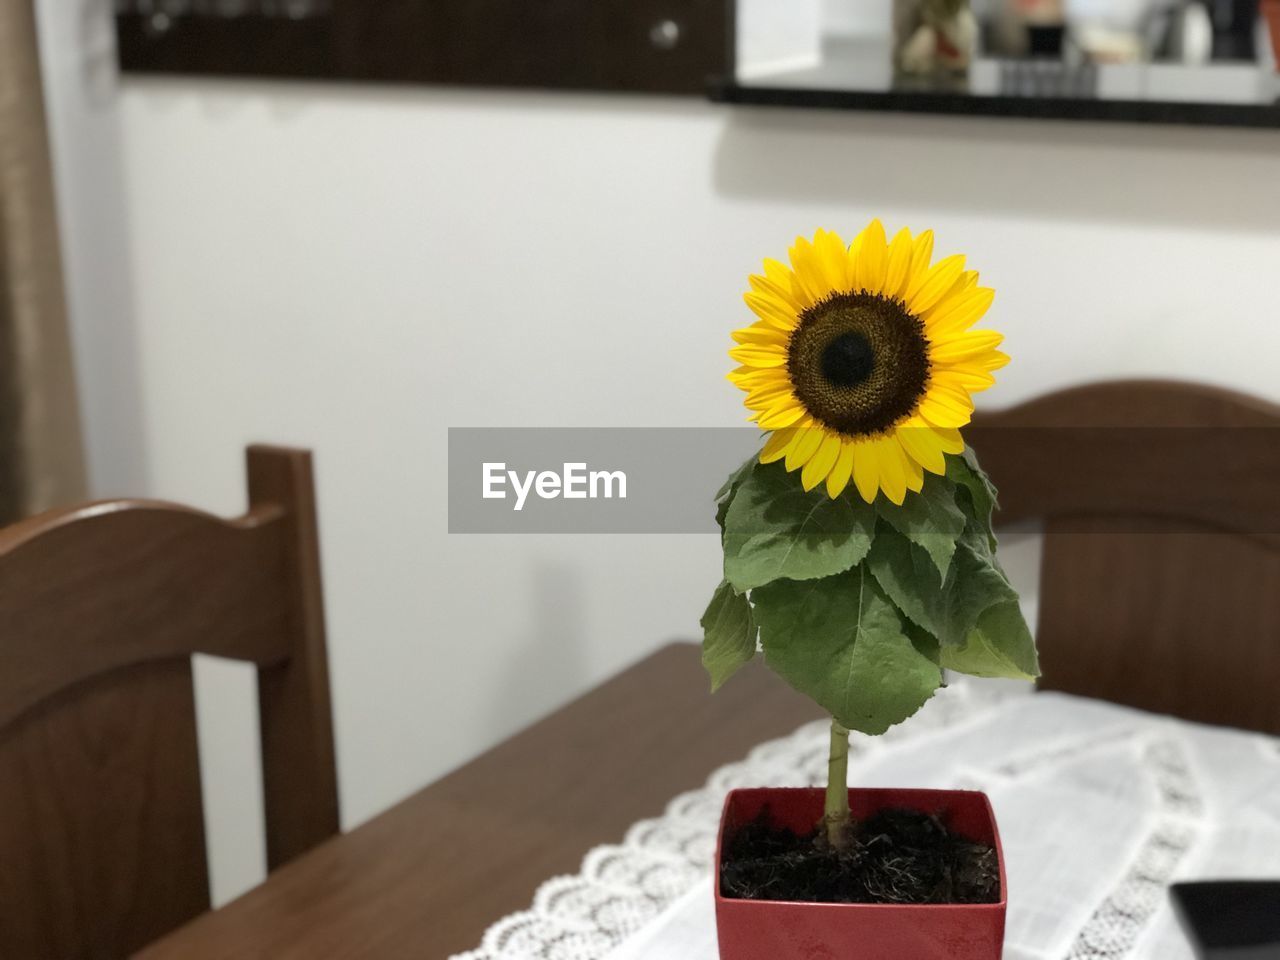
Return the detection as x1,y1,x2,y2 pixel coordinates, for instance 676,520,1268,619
135,643,819,959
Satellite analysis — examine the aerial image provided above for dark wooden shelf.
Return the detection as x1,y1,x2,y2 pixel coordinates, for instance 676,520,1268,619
116,0,730,95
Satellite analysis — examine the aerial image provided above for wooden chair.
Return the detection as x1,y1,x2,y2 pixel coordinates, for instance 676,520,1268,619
969,381,1280,735
0,446,340,959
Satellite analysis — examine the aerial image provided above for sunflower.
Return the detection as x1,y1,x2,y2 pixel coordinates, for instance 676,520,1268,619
728,222,1008,505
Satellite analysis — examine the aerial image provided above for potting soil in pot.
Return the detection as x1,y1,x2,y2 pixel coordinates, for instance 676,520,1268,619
720,807,1000,905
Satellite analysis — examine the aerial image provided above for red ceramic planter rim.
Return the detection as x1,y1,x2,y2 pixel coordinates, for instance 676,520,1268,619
714,786,1008,911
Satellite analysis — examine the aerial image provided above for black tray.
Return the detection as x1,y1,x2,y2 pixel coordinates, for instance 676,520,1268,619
1171,881,1280,960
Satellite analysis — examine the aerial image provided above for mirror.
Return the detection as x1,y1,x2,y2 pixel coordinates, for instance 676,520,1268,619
727,0,1280,126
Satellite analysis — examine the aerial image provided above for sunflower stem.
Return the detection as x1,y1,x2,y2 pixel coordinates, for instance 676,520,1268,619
824,719,852,850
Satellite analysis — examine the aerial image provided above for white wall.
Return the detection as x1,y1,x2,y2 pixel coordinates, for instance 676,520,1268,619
44,58,1280,902
34,0,147,496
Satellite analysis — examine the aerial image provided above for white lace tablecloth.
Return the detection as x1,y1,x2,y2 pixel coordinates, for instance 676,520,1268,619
449,682,1280,960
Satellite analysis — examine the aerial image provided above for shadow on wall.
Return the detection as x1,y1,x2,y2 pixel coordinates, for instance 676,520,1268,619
489,559,588,742
712,109,1280,233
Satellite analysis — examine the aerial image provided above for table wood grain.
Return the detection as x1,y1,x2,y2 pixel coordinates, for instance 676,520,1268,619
135,643,819,959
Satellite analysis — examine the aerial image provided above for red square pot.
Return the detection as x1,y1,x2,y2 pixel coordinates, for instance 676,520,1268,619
715,787,1007,960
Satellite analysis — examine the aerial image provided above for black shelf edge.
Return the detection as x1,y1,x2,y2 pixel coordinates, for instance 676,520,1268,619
710,78,1280,130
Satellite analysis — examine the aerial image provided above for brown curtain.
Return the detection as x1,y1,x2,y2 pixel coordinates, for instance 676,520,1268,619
0,0,87,522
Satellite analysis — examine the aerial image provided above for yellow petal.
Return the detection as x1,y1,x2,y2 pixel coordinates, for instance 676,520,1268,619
917,394,973,429
903,230,935,294
907,254,967,316
785,426,825,471
728,366,787,389
813,228,851,294
788,236,832,306
761,428,798,463
851,441,880,504
896,417,947,475
874,437,908,505
746,386,792,411
732,324,789,346
924,287,994,339
904,454,924,493
931,366,995,393
917,272,973,324
729,345,787,368
826,441,856,498
745,381,796,408
931,425,965,454
882,228,914,300
801,434,842,491
979,350,1010,372
744,291,799,331
853,219,888,295
750,260,806,313
847,232,863,287
757,403,807,429
928,380,976,415
766,257,815,312
929,331,1005,364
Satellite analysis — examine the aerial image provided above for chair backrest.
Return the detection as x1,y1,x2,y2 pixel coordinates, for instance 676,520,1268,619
0,445,340,959
968,381,1280,735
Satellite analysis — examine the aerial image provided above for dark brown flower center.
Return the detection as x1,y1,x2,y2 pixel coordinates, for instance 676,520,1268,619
820,331,876,388
787,292,930,437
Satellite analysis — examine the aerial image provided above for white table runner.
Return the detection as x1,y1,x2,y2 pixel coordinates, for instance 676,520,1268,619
451,682,1280,960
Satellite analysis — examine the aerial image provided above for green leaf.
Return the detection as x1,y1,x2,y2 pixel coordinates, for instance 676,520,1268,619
946,534,1020,639
700,580,757,691
865,528,947,637
753,567,943,735
946,448,999,552
715,454,757,532
868,526,1019,648
875,474,967,578
722,460,876,592
902,617,943,668
941,600,1040,680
